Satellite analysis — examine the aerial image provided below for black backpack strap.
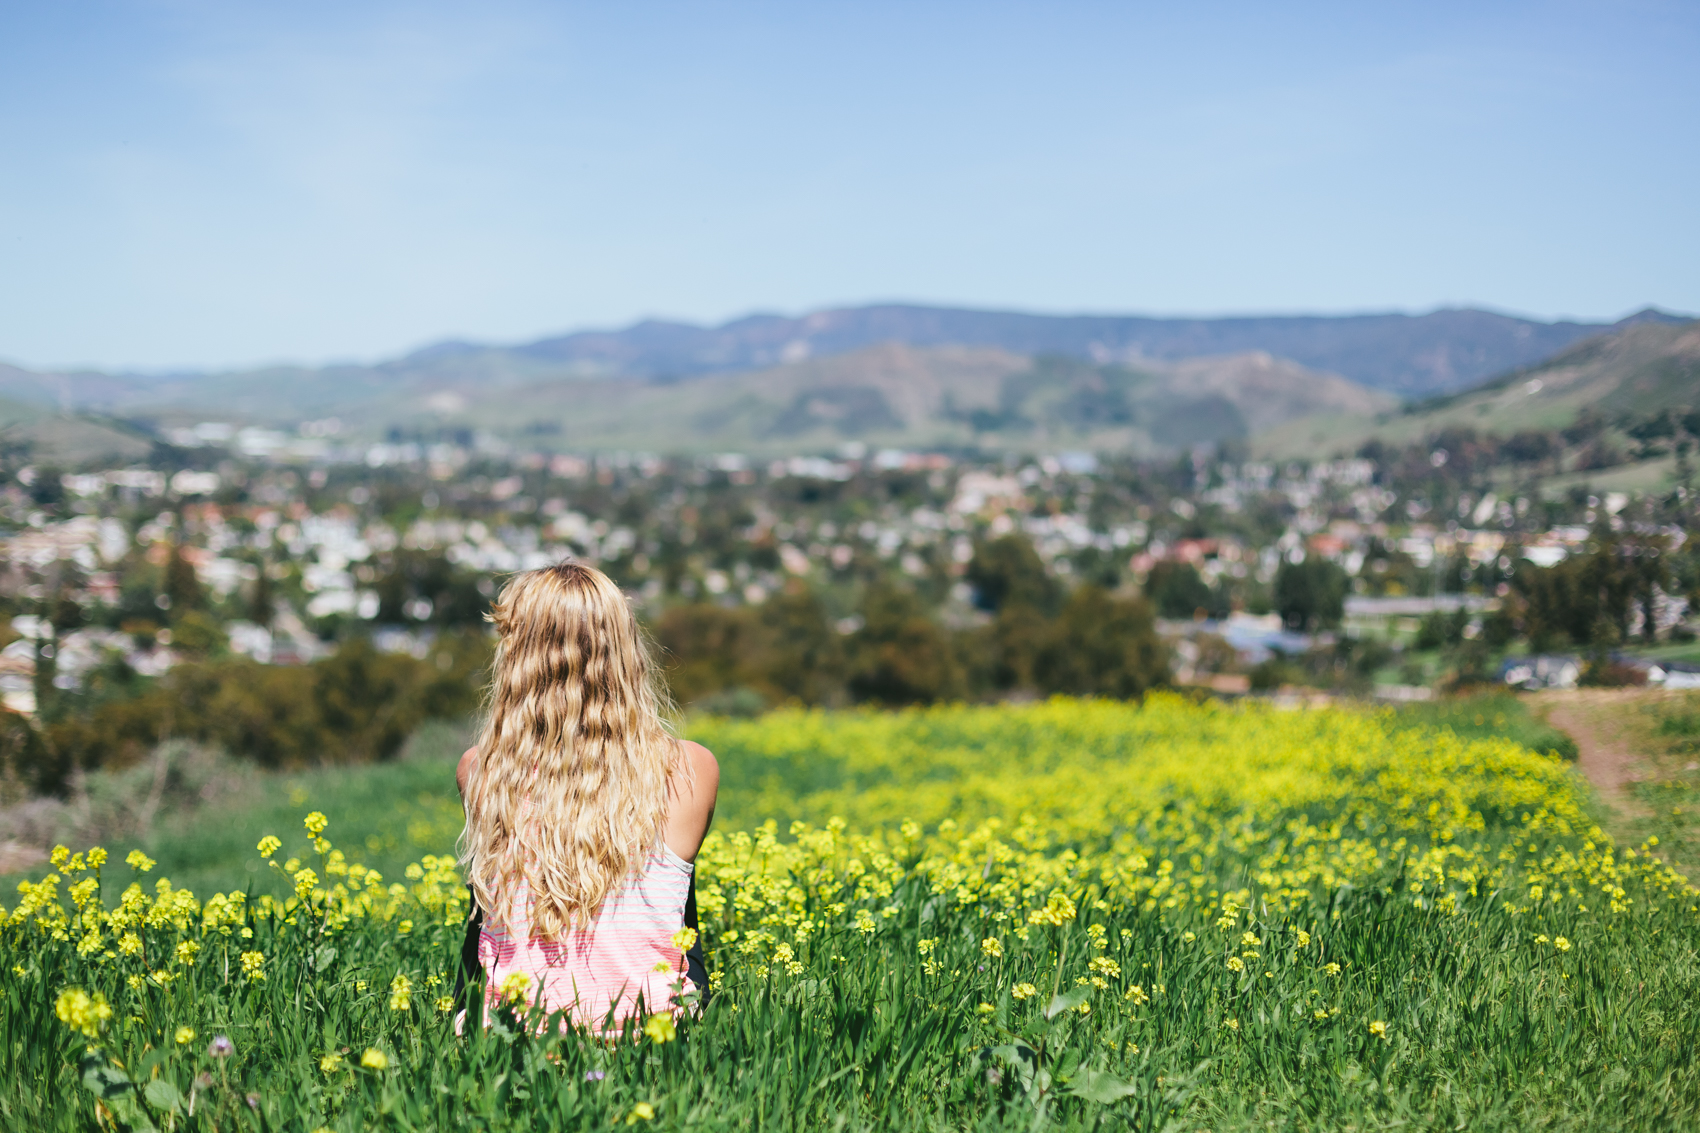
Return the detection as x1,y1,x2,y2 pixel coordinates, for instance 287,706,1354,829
453,884,484,1010
684,872,710,1007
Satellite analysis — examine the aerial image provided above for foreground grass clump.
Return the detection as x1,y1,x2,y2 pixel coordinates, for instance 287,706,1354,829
5,695,1699,1131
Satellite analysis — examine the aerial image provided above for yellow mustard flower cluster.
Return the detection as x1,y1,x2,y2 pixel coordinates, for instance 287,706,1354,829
14,695,1698,1051
683,696,1694,979
3,814,468,1011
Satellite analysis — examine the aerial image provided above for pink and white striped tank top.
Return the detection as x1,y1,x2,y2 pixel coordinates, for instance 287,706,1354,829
477,846,696,1028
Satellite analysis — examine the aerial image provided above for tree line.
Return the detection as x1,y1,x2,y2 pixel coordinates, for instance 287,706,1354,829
658,535,1168,711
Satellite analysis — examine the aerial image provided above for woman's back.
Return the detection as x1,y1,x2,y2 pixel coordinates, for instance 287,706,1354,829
456,563,719,1029
478,843,695,1026
461,737,718,1025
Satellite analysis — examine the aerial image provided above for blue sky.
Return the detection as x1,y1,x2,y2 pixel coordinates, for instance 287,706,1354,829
1,0,1696,370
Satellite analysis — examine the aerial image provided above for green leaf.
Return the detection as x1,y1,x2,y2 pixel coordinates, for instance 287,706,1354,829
313,944,339,972
1066,1068,1139,1104
108,1092,158,1133
1044,985,1092,1020
78,1054,156,1131
984,1043,1046,1095
79,1053,133,1099
143,1078,185,1113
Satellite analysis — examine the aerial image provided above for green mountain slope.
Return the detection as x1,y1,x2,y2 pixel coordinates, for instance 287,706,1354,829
335,342,1393,456
1256,319,1700,458
0,393,153,465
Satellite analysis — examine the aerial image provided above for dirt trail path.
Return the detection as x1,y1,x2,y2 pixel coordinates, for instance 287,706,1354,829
1537,688,1700,879
1539,690,1649,807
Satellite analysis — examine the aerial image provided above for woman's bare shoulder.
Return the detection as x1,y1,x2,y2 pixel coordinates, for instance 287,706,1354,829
456,745,478,797
678,739,719,788
664,739,719,861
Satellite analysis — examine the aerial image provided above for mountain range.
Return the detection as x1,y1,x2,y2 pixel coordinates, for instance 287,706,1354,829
0,303,1692,462
384,344,1397,457
370,304,1673,398
1257,318,1700,459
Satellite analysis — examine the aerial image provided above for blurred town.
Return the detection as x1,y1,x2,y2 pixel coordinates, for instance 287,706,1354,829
2,413,1697,796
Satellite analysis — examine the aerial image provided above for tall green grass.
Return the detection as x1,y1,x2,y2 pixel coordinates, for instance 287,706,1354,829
5,701,1698,1130
1390,690,1580,760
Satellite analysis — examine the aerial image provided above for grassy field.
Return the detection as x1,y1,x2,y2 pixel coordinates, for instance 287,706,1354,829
104,721,476,902
1534,689,1700,881
4,695,1699,1130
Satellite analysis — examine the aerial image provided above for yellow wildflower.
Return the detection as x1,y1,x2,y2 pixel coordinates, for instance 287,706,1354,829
54,988,112,1039
304,811,329,836
360,1048,389,1070
175,1026,196,1045
626,1102,655,1123
981,937,1003,959
499,972,532,1007
643,1013,677,1044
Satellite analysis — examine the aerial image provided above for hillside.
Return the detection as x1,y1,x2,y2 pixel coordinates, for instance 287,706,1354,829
378,342,1395,456
1256,319,1700,459
5,306,1683,429
0,391,153,464
384,304,1657,397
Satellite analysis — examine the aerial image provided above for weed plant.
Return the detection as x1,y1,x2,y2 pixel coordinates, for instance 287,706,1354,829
5,696,1698,1130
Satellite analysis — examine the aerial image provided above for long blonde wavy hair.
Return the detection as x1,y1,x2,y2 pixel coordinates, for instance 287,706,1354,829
459,562,683,940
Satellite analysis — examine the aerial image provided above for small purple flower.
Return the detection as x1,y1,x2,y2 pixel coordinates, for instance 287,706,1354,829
194,1072,214,1090
208,1035,234,1059
584,1069,606,1081
245,1093,260,1110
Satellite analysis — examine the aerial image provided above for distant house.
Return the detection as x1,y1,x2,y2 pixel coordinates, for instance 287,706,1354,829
1500,656,1580,690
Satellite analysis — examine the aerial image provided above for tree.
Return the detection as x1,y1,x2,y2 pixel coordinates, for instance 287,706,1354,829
1035,586,1168,698
248,567,276,627
847,585,964,705
1510,530,1670,649
163,542,205,618
965,535,1061,616
755,582,846,706
655,604,760,707
372,550,487,627
28,634,490,787
1143,561,1224,620
172,610,229,660
1273,557,1347,632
